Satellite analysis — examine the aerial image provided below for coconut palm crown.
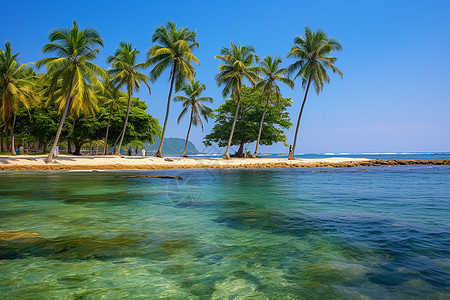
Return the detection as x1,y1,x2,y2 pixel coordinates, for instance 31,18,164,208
215,41,260,159
173,80,213,157
36,20,108,163
287,26,343,160
107,42,151,155
146,21,200,157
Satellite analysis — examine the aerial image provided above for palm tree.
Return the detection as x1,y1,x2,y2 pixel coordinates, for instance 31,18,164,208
287,26,343,160
37,21,108,163
146,21,199,157
0,42,39,155
252,56,294,158
107,42,151,155
97,80,120,155
173,80,213,157
215,42,260,159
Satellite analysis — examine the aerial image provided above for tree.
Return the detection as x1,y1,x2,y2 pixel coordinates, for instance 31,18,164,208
253,56,294,157
37,21,108,163
0,42,39,154
60,94,160,155
173,80,213,157
287,26,343,160
105,94,161,150
147,21,199,157
215,42,260,159
204,86,292,156
107,42,151,155
97,80,121,155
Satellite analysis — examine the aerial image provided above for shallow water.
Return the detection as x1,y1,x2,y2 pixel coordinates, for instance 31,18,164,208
1,166,449,298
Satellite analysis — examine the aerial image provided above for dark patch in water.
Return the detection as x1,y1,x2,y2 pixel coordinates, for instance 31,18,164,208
214,209,323,237
0,233,197,262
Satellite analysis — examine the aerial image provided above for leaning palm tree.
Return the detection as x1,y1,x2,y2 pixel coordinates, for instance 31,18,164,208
287,26,343,160
146,21,199,157
107,42,151,155
0,42,39,154
215,42,260,159
36,21,108,163
173,80,213,157
252,56,294,157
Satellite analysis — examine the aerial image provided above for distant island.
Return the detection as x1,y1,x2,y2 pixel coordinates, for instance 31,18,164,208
145,137,199,155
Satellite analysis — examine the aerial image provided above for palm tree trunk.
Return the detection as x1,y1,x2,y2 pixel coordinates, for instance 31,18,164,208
114,90,132,155
46,79,74,163
10,113,16,155
182,109,193,157
103,103,113,155
155,62,177,158
252,98,269,158
289,76,312,160
223,92,241,160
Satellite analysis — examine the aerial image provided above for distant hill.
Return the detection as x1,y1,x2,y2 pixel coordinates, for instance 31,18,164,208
145,137,199,155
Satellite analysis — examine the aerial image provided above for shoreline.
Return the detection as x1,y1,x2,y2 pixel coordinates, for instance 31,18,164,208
0,155,448,171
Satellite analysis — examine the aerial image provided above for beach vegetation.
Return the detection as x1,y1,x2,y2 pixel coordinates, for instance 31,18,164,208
252,56,294,157
0,42,39,154
215,42,260,159
287,27,343,160
147,21,200,157
36,21,108,163
203,86,292,157
107,42,151,155
173,80,213,157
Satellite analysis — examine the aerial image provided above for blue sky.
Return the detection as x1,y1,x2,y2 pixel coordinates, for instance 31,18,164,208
1,0,449,154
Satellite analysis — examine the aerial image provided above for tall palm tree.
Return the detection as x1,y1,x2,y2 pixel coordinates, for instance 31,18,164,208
173,80,213,157
252,56,294,157
107,42,151,155
146,21,199,157
37,21,108,163
0,42,39,154
287,26,343,160
215,42,260,159
97,80,120,155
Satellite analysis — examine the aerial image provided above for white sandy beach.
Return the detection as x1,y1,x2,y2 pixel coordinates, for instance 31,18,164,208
0,155,372,170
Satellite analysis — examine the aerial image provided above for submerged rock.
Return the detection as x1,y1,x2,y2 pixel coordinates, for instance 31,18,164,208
0,231,42,241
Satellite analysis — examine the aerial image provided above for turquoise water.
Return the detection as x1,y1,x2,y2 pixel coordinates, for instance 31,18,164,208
1,166,449,298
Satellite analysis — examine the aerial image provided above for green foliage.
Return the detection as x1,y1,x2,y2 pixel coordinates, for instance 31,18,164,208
287,26,343,94
215,42,260,99
0,42,39,122
173,80,213,130
146,21,200,91
203,86,292,149
14,92,160,153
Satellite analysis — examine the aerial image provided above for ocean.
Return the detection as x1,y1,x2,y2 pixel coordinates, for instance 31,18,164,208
0,165,449,298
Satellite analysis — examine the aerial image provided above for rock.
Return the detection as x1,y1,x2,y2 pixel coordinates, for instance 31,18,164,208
164,158,174,162
0,231,42,241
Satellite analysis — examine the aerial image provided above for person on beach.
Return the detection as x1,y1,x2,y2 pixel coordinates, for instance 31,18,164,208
128,147,132,156
54,145,59,157
141,148,146,157
135,148,138,156
19,145,24,155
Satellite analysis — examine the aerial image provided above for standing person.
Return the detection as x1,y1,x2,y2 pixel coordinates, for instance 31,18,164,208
127,147,132,156
141,148,146,158
54,145,59,157
135,148,138,156
19,145,24,155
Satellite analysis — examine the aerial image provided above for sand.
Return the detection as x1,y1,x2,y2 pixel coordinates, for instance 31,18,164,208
0,155,448,171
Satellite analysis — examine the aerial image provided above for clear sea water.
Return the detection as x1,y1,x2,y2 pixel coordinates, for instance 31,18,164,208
1,166,449,298
190,152,450,160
